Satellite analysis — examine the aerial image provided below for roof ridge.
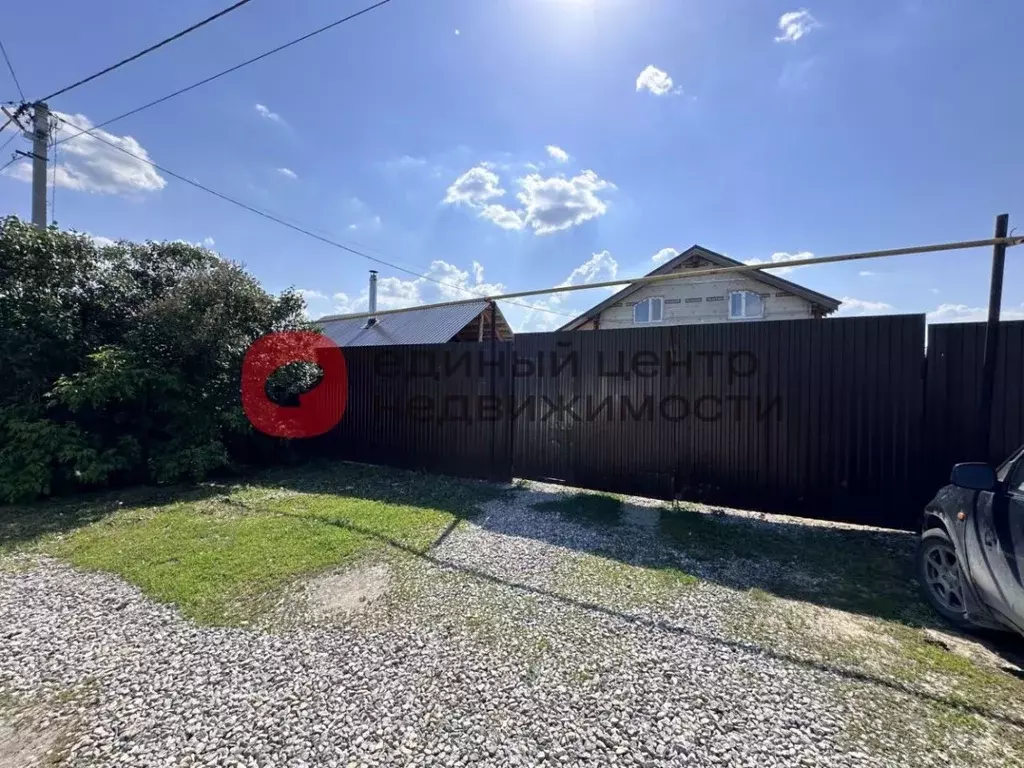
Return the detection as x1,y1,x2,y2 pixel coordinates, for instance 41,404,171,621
557,244,840,331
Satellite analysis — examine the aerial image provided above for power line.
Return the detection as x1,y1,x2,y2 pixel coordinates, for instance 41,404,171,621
55,0,395,148
50,113,575,318
0,129,17,155
38,0,257,102
0,154,19,174
0,38,25,101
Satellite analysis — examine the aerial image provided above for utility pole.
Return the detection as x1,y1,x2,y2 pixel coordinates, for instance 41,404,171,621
30,102,50,228
976,213,1009,460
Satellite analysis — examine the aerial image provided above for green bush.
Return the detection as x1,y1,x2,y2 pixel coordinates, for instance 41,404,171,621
0,216,310,502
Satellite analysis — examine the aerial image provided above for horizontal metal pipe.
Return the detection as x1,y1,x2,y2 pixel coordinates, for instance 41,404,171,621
316,235,1024,323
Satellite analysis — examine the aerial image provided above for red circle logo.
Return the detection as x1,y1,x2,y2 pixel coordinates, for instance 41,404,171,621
241,331,348,438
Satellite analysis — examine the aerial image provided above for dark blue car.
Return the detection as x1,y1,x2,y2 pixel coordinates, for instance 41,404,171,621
920,446,1024,635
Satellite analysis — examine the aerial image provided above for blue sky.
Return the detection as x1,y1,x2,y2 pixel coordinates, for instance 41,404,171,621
2,0,1022,330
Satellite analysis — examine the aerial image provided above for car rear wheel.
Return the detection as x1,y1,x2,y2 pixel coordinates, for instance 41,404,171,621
918,527,975,629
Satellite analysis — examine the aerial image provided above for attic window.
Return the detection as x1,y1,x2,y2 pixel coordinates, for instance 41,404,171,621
728,291,764,320
633,297,664,324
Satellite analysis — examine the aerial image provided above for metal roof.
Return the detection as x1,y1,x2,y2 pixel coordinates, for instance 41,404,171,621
316,301,490,347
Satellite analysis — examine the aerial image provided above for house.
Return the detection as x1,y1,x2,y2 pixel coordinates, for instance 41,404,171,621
316,269,512,347
558,245,840,331
318,300,512,347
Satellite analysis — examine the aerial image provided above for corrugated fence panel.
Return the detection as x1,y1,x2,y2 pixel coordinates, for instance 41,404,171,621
513,316,926,529
325,342,513,482
925,321,1024,486
305,314,1024,530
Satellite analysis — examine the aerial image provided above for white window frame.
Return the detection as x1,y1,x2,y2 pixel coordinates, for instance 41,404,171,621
727,290,765,320
633,297,664,325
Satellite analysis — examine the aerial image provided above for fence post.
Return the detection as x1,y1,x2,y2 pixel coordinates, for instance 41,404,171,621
489,301,497,478
977,213,1009,460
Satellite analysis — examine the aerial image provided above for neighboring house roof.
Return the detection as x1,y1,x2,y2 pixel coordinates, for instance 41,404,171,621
316,300,494,347
558,245,842,331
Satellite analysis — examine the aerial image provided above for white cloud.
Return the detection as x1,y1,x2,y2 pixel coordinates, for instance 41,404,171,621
931,288,940,295
859,270,876,277
515,250,621,332
926,303,1024,324
85,233,117,248
546,145,569,163
255,103,286,124
443,165,506,206
348,214,382,232
202,237,216,248
775,10,818,43
454,28,460,36
297,289,331,319
444,166,615,235
635,65,679,96
836,297,894,316
328,260,507,317
319,252,619,333
479,204,526,230
516,170,614,234
652,247,679,264
560,250,618,288
385,154,428,171
374,276,422,308
276,167,297,179
513,297,570,332
431,260,504,300
346,198,382,231
743,251,812,275
3,112,165,196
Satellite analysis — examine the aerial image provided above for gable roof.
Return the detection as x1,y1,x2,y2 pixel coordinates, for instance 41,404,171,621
317,301,494,347
558,245,841,331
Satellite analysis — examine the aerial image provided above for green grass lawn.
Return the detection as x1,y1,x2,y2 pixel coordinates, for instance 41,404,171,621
0,462,499,625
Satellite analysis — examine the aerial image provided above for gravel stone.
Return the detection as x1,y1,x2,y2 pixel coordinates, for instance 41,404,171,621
0,486,1001,767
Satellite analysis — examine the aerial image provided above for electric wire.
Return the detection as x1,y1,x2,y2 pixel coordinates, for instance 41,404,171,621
38,0,256,102
0,38,25,101
50,113,575,319
54,0,394,148
0,129,17,154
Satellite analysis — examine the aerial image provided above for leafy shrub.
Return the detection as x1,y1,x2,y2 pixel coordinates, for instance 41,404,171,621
0,216,309,502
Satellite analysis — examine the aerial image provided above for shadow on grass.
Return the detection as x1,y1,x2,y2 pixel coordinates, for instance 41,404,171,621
248,460,502,522
658,502,927,624
0,460,500,556
5,461,1022,724
496,488,932,628
0,483,227,554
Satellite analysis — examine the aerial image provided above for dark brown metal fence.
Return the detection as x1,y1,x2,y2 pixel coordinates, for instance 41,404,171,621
322,316,1023,531
514,315,927,529
925,320,1024,487
324,343,513,482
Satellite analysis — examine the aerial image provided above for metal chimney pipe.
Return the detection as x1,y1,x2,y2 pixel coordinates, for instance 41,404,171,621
366,270,378,327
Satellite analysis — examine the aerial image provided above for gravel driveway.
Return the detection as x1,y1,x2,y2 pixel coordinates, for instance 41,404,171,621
1,484,1019,767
